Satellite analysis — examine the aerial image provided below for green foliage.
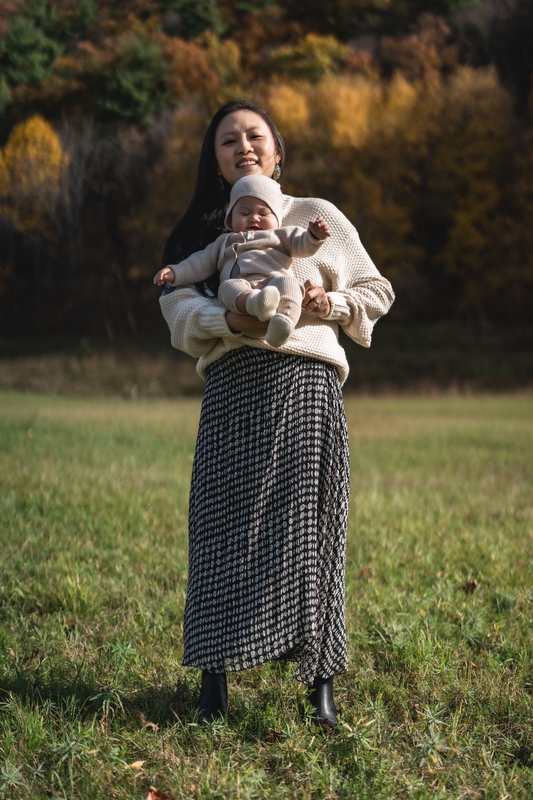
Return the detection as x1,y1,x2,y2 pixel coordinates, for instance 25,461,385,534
0,15,62,86
21,0,60,38
94,35,170,123
158,0,224,38
52,0,98,42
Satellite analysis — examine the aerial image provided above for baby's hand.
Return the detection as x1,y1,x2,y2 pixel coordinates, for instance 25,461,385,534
153,267,175,286
308,217,330,241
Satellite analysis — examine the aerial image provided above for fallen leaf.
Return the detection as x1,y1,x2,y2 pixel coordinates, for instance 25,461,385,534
461,580,479,594
139,712,159,731
144,789,170,800
128,760,146,769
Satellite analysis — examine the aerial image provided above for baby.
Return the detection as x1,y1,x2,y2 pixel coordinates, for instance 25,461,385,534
154,175,330,348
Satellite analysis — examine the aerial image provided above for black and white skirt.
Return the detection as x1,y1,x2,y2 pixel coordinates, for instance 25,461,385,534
183,346,349,685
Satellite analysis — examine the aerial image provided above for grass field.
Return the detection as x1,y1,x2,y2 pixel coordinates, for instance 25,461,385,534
1,391,532,799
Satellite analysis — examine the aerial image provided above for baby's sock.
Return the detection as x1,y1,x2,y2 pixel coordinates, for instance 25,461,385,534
245,286,280,321
265,315,294,348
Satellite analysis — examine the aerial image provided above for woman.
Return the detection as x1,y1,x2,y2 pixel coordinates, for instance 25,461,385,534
160,99,394,727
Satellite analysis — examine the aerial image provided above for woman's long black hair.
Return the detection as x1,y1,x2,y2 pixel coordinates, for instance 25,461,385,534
162,99,286,297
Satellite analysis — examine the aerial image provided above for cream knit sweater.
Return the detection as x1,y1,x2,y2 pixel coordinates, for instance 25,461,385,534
159,194,395,386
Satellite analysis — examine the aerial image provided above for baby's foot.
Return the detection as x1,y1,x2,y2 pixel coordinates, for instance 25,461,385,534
246,286,280,321
265,314,294,348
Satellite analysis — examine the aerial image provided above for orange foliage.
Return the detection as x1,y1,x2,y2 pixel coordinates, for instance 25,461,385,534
162,37,220,103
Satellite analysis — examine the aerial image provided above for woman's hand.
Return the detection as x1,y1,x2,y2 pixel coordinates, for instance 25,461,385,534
226,311,269,337
302,280,331,318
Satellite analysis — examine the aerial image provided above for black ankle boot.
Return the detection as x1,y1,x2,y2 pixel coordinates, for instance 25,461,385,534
198,670,228,722
308,676,337,728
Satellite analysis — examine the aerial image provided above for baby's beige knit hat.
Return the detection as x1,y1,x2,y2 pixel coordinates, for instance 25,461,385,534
225,175,283,229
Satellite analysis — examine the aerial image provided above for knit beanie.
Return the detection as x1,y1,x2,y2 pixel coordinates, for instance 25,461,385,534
225,175,283,229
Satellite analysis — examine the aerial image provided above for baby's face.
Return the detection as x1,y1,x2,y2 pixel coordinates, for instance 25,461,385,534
230,197,278,232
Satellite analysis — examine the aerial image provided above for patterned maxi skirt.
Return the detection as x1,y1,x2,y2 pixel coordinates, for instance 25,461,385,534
183,347,350,685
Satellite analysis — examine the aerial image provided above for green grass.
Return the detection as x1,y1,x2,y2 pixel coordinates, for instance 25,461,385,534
0,391,532,799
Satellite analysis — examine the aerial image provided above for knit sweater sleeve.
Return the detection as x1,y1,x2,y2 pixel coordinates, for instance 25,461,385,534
159,287,241,358
284,198,394,348
167,237,223,287
277,226,325,258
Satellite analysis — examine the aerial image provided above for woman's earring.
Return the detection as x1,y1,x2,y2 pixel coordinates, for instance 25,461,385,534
272,164,281,181
217,176,225,192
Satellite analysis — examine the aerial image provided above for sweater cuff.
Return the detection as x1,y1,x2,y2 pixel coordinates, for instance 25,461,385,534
202,304,243,338
324,292,353,325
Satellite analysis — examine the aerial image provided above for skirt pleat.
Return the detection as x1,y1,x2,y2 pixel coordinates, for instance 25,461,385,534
183,347,349,684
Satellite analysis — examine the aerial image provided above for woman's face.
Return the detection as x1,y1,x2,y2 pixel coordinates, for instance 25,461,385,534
214,110,281,187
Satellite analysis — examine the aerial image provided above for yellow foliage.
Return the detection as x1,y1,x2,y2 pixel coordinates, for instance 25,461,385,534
381,73,418,133
261,67,513,299
262,83,310,141
0,115,67,233
317,76,381,150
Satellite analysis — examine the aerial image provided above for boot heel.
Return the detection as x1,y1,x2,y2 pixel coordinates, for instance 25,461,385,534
308,676,337,728
198,670,228,723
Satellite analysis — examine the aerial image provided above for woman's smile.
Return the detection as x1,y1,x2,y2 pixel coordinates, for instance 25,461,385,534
215,110,280,186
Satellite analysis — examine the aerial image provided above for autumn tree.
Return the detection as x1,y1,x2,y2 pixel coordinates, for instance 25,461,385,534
0,113,66,231
0,114,67,327
163,37,220,103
